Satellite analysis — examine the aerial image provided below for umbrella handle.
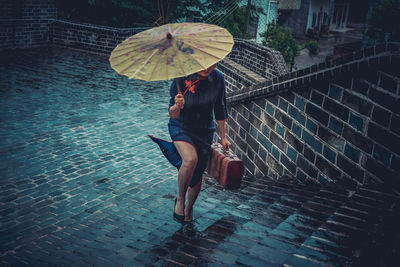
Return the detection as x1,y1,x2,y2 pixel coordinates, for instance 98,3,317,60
176,78,181,94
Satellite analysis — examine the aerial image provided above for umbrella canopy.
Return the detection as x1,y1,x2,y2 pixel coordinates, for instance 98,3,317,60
109,23,234,81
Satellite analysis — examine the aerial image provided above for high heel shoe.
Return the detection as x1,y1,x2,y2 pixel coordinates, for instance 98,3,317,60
173,198,184,223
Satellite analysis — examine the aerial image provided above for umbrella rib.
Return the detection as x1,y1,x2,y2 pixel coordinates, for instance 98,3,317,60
110,51,145,69
148,50,164,81
179,38,233,55
112,52,145,73
111,58,129,70
129,49,158,79
187,38,234,44
174,46,188,78
184,41,233,53
110,42,157,59
189,54,208,70
111,44,160,69
189,46,226,61
182,25,230,35
110,48,138,61
184,33,233,38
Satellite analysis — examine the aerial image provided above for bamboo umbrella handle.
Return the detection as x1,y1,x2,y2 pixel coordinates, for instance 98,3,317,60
176,78,181,94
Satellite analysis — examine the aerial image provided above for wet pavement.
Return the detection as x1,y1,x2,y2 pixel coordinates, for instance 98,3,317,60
1,47,400,266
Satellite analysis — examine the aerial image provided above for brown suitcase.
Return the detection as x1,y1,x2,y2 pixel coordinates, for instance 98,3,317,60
206,143,244,189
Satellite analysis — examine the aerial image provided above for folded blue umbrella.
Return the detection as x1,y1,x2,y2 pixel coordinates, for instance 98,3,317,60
148,135,182,169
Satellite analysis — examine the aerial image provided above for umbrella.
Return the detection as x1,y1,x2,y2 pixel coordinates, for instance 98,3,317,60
110,23,233,168
109,22,234,82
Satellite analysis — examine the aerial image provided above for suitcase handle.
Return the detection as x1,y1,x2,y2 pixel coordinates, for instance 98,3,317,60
214,143,234,158
223,150,236,159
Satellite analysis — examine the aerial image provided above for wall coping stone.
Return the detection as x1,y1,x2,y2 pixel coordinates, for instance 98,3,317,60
221,58,268,84
228,39,289,79
227,42,400,105
52,19,149,32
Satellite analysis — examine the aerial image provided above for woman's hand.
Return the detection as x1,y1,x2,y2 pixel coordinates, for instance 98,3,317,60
216,120,230,151
174,93,184,109
169,93,184,118
221,137,231,151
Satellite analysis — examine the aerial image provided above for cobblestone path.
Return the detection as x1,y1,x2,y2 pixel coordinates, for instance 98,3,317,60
1,48,399,266
0,47,182,265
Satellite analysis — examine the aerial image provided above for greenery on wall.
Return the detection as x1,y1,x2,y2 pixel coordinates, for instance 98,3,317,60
260,23,300,71
305,40,319,57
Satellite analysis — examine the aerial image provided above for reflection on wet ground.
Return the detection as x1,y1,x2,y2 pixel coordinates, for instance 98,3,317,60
1,47,399,266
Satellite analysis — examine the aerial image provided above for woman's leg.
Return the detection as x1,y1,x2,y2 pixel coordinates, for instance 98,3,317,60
184,140,212,222
173,141,198,217
185,179,202,221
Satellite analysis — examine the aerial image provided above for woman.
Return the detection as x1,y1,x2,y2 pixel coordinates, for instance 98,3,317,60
168,64,230,224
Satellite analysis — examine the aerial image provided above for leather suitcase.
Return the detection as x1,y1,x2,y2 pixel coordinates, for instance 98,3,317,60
206,143,244,189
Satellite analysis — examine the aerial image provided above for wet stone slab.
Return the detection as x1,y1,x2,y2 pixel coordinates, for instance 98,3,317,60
1,47,400,266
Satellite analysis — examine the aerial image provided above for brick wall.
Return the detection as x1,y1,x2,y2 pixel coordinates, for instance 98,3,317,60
216,40,289,99
227,39,288,79
0,0,56,50
225,43,400,190
218,58,268,93
52,20,148,55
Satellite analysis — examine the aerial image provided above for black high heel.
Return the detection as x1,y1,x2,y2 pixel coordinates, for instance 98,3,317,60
173,198,184,223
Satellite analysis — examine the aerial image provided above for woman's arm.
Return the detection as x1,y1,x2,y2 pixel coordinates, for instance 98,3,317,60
169,103,181,118
214,74,230,150
216,119,231,151
169,80,184,118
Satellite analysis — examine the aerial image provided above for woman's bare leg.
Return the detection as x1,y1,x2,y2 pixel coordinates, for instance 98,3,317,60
173,141,198,217
185,179,202,222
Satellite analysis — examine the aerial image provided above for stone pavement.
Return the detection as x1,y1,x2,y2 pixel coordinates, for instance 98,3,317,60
1,47,400,266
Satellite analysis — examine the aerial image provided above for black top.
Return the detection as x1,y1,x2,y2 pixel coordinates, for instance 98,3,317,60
168,70,228,132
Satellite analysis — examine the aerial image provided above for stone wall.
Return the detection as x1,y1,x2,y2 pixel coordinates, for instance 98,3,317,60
52,20,148,55
218,58,268,94
227,39,288,80
216,40,288,98
225,43,400,191
0,0,56,50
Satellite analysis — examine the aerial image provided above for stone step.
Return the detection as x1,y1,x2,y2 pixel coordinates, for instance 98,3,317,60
288,181,400,266
125,175,400,266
